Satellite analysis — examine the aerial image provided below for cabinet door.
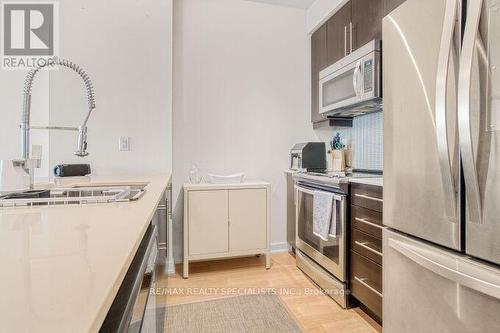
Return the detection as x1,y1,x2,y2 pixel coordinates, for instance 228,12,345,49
384,0,406,15
188,190,228,255
326,1,352,64
351,0,384,50
311,24,328,124
229,189,267,252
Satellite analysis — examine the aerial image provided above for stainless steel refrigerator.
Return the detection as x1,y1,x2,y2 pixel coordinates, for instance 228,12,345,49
383,0,500,331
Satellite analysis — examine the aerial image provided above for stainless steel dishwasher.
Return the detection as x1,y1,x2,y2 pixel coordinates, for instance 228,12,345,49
100,223,164,332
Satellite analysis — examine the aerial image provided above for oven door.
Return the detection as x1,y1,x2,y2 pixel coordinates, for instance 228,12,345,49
295,184,347,282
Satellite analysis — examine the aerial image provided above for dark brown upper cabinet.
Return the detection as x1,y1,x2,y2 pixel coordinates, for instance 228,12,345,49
311,24,328,124
326,2,352,65
384,0,406,15
351,0,384,51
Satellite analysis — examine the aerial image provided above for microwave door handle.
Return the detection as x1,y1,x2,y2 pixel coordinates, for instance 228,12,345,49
353,61,361,97
435,0,458,221
458,0,483,224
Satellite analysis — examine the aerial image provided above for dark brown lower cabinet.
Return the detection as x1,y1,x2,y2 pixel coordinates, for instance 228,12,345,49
351,228,382,265
349,183,383,323
350,250,382,320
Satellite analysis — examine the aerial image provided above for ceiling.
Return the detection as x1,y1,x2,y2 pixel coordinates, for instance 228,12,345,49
244,0,316,9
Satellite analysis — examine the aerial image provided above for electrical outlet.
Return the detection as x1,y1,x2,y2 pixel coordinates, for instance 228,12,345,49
119,136,130,151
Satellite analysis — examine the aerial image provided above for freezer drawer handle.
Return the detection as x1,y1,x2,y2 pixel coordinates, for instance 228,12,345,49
389,238,500,300
354,276,382,298
354,193,383,203
354,217,383,230
355,241,382,257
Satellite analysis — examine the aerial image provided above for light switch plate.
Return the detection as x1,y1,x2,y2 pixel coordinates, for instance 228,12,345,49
119,136,130,151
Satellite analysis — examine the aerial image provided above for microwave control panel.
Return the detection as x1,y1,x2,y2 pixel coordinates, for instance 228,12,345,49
363,59,373,93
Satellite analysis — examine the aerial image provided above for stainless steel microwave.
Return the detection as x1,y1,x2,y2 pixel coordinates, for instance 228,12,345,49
319,40,382,117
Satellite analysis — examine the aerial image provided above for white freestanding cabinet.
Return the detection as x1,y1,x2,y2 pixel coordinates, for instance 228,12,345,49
183,181,271,278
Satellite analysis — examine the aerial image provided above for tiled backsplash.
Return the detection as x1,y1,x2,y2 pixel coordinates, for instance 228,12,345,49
351,111,383,170
315,111,383,171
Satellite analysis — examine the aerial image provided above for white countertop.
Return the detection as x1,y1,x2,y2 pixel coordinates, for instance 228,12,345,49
349,177,383,187
0,173,171,333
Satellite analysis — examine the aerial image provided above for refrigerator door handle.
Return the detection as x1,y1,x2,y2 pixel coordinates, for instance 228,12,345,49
435,0,458,220
458,0,484,224
389,237,500,300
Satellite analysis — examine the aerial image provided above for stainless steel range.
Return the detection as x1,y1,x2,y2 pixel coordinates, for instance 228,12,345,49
293,171,380,308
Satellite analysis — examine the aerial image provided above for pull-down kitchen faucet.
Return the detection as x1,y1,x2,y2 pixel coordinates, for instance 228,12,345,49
19,57,96,188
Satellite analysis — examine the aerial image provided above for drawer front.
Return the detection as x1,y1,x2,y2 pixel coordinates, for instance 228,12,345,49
350,250,382,319
351,228,383,265
351,183,383,212
351,205,383,239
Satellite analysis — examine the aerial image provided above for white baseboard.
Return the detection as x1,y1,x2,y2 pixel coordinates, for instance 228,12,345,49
166,260,176,275
172,242,290,265
270,242,289,253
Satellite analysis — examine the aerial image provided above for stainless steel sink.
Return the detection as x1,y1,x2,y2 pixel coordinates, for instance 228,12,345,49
0,183,148,208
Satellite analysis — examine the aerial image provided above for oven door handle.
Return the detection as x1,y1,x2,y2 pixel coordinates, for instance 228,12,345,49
294,185,346,202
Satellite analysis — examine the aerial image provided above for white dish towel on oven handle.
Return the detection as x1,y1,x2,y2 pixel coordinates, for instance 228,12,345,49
313,190,334,241
329,199,338,239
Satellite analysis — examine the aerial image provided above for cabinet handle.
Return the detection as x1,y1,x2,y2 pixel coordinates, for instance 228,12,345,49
349,22,353,53
354,193,383,202
344,25,348,56
354,276,383,298
355,241,383,257
354,217,383,230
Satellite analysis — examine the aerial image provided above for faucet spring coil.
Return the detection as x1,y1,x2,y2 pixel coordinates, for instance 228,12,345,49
23,57,96,110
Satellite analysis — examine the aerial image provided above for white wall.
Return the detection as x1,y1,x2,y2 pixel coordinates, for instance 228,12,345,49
173,0,317,261
48,0,172,176
2,1,172,179
0,70,51,178
306,0,347,34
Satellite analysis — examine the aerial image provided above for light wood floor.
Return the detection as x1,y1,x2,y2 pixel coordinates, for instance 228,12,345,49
160,252,381,333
